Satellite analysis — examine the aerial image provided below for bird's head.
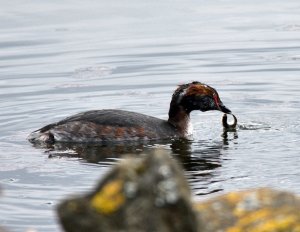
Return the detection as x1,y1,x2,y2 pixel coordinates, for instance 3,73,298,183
171,81,231,114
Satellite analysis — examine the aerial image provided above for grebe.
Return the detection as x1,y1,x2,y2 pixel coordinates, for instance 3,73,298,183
28,81,231,144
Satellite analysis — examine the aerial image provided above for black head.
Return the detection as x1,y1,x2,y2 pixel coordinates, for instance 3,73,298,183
170,81,231,114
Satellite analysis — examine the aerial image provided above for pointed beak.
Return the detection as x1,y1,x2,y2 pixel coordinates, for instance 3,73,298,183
213,93,231,114
218,102,231,114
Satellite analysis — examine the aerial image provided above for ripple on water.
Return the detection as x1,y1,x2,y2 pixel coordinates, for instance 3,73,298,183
238,122,272,131
73,66,112,80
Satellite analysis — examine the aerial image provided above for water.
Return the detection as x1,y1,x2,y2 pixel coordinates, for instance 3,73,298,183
1,0,300,231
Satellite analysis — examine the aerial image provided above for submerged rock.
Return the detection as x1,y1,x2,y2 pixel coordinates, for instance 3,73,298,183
57,150,199,232
196,188,300,232
57,150,300,232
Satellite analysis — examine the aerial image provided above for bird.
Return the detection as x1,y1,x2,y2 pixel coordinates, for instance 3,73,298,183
28,81,231,144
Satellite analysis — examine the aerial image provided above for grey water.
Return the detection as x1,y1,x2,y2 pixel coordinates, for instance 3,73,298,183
1,0,300,231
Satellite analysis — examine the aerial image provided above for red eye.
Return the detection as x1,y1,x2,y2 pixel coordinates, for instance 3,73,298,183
213,93,220,106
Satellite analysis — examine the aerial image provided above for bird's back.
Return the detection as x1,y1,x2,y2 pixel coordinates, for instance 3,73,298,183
28,110,179,144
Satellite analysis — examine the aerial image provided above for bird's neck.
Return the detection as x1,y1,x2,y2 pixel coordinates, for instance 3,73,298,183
168,105,191,136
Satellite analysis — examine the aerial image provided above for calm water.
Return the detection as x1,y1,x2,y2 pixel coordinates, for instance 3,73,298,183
1,1,300,231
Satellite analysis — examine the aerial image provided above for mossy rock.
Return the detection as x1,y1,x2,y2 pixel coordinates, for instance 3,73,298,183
196,188,300,232
57,150,199,232
57,149,300,232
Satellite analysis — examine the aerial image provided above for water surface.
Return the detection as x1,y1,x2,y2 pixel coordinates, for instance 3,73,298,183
1,1,300,231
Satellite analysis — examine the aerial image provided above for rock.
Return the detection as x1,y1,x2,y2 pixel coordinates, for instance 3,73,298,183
196,188,300,232
57,149,199,232
57,149,300,232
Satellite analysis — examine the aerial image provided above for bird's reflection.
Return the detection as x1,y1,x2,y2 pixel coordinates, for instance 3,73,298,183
171,129,238,196
222,127,238,145
46,142,146,163
31,130,238,197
